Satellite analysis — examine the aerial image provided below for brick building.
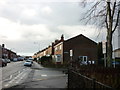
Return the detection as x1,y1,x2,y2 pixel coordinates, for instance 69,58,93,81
34,34,98,65
1,44,17,60
34,45,53,59
63,34,97,64
52,35,64,64
53,34,98,65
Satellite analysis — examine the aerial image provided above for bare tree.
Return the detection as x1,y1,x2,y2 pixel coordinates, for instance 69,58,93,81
81,0,120,67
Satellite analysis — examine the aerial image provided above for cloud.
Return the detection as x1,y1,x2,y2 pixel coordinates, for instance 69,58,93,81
0,1,107,56
0,17,58,41
0,17,21,41
58,25,106,42
21,8,37,18
41,6,53,15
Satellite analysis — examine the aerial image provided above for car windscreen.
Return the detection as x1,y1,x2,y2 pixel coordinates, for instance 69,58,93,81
26,61,31,62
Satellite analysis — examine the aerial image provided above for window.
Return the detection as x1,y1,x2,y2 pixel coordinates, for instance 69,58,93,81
59,45,62,50
55,47,57,51
79,56,88,65
55,54,61,62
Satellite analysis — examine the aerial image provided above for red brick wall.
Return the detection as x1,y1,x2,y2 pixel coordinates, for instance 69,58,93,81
63,35,98,64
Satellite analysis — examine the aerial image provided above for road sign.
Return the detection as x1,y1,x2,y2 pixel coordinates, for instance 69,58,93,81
70,50,73,57
102,41,106,54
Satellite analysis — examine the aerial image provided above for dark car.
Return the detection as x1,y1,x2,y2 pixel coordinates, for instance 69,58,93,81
2,59,7,67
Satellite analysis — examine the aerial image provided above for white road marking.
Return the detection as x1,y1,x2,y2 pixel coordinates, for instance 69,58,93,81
4,70,25,87
4,84,9,87
2,75,13,82
4,68,30,87
16,73,26,84
9,75,12,79
41,75,47,77
18,71,21,74
8,71,24,84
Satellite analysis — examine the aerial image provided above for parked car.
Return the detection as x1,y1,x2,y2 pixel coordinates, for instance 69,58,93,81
18,57,24,61
2,59,7,67
5,59,11,63
24,60,32,67
28,59,33,64
13,58,18,62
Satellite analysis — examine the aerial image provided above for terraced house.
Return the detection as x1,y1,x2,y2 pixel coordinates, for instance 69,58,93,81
1,44,17,60
34,34,98,65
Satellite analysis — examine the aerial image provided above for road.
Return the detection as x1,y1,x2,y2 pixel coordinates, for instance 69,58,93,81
2,61,68,89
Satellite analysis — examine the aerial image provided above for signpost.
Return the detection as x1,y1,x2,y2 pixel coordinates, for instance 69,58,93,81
102,41,106,67
70,50,73,67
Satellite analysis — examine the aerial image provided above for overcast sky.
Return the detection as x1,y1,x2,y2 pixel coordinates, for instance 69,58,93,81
0,0,106,56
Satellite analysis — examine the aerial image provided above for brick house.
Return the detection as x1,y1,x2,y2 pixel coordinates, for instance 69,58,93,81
34,45,53,59
33,34,98,65
1,44,17,60
53,34,98,65
52,35,64,64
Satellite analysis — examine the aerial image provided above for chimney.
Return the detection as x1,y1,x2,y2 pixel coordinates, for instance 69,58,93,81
55,39,59,43
2,44,5,48
61,34,64,41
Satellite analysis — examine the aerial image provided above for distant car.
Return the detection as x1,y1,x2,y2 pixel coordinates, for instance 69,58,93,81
2,59,7,67
28,58,33,63
5,59,11,63
24,60,32,67
28,59,33,64
13,58,18,62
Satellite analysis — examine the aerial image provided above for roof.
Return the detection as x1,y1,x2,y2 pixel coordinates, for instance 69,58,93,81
114,48,120,52
65,34,97,44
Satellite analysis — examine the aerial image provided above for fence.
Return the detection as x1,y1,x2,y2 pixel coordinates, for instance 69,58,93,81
68,68,113,89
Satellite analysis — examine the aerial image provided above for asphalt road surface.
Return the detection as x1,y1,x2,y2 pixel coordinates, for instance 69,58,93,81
2,61,68,89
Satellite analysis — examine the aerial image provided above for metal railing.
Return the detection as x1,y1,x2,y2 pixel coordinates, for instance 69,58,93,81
68,68,113,89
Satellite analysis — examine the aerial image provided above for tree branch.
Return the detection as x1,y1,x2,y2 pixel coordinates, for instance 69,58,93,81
105,14,109,30
80,1,101,21
111,1,116,19
112,10,120,33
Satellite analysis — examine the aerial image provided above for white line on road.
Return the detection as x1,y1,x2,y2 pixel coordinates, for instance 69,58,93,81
2,75,13,82
16,73,26,84
18,71,21,74
4,68,31,87
4,84,9,87
10,75,12,80
41,75,47,77
4,70,25,87
8,71,24,84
